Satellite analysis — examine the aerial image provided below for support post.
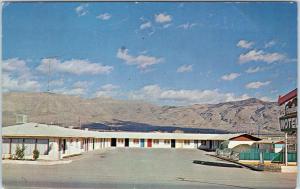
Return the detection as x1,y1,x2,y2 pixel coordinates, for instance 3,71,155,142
285,132,288,166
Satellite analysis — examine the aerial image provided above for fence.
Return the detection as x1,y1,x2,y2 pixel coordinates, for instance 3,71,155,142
239,149,297,162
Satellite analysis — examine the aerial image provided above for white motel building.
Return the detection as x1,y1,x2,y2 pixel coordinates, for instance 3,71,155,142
2,122,261,160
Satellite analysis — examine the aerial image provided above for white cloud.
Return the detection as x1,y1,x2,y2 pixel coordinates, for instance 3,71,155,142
2,73,40,92
94,84,120,98
140,21,152,30
129,85,250,105
101,84,119,91
239,50,286,64
52,80,91,96
116,48,163,70
264,40,276,48
177,65,193,73
75,4,88,17
53,87,86,96
154,13,172,23
237,40,254,49
163,23,172,29
3,58,29,73
140,50,148,54
73,81,91,89
245,81,271,89
221,73,241,81
177,23,197,30
245,66,262,74
50,79,64,87
2,58,40,92
271,90,278,94
259,96,276,102
37,58,113,75
96,13,112,20
3,58,32,80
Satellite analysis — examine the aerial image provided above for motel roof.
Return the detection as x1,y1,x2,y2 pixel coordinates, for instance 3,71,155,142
2,123,97,138
254,139,284,144
2,122,258,141
278,88,297,106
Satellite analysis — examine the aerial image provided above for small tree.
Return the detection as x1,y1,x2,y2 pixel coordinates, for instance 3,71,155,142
15,145,25,160
33,149,40,160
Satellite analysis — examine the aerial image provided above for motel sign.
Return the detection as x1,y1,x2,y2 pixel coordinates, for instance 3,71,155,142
278,89,297,132
280,116,297,132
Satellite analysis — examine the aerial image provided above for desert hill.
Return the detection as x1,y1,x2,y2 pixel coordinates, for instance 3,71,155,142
3,92,281,134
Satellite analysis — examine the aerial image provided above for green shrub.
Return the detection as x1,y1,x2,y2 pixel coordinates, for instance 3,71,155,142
15,145,25,160
33,149,40,160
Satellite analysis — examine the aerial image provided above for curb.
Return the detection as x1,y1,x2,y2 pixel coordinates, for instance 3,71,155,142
208,154,264,171
2,159,72,165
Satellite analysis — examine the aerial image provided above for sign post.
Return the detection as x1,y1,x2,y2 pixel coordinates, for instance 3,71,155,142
285,132,288,166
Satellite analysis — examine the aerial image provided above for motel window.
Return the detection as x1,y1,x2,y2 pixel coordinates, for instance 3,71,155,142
153,139,159,144
118,139,124,143
164,140,170,144
184,140,190,145
133,139,139,144
2,138,11,154
36,139,49,155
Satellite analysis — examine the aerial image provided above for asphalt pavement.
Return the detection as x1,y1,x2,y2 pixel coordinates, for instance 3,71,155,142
3,148,297,189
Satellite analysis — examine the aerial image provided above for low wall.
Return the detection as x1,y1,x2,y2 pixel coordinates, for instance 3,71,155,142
281,166,297,173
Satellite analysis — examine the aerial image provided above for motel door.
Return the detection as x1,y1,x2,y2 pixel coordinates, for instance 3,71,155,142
111,138,117,147
140,139,145,147
147,139,152,147
93,138,95,150
125,138,129,147
62,139,66,154
171,139,176,148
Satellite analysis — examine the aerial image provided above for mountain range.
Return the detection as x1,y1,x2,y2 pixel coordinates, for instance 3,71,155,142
3,92,282,134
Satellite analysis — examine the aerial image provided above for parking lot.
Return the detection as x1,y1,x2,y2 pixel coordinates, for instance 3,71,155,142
3,148,297,189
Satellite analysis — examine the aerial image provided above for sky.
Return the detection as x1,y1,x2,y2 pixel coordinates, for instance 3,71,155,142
2,2,297,105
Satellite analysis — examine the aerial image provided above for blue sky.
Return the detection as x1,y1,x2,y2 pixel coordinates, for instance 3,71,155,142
2,2,297,105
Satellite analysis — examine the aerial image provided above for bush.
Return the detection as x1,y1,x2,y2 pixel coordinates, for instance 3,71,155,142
33,149,40,160
15,145,25,160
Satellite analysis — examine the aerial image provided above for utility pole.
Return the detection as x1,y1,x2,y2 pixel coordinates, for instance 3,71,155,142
79,116,81,129
47,58,51,125
43,56,58,125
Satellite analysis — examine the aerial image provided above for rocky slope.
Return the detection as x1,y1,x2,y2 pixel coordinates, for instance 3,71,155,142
3,92,281,134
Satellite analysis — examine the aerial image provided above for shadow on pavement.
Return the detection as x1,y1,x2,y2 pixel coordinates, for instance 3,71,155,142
193,160,243,168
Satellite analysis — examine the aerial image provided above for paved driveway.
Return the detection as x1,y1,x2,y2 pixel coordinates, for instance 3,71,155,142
3,148,297,189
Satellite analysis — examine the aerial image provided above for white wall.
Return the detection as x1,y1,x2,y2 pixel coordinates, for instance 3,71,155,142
151,139,161,148
47,138,59,160
61,138,82,157
129,139,140,148
157,139,171,148
198,140,211,150
116,138,125,147
228,141,255,149
175,140,183,148
274,144,284,153
182,140,194,149
2,138,10,158
2,137,114,160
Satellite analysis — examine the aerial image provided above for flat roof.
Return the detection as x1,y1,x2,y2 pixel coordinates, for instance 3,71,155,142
2,123,97,138
2,122,252,141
